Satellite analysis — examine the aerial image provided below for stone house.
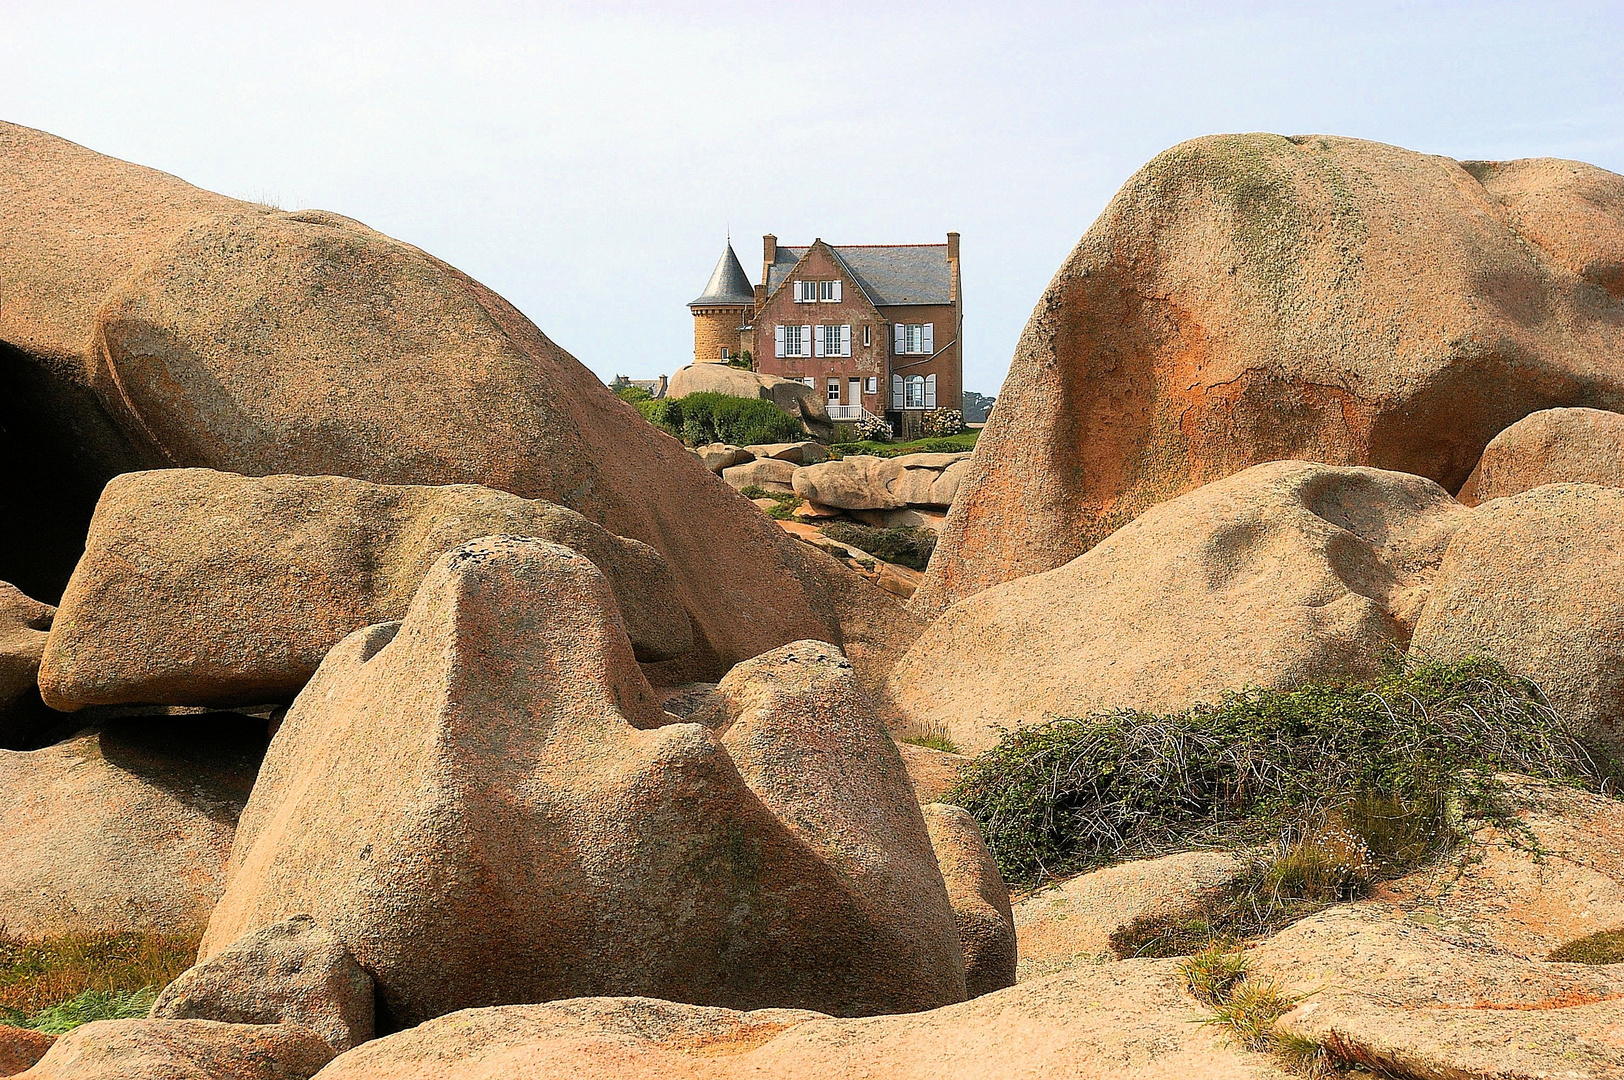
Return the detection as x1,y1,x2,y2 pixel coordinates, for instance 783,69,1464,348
688,234,962,433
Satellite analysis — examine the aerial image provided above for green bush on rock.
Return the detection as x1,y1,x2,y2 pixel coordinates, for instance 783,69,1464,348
633,392,802,447
951,657,1618,888
819,522,936,570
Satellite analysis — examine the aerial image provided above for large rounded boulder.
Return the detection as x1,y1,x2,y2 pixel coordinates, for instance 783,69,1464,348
915,135,1624,615
1411,483,1624,751
891,461,1467,754
202,537,964,1026
1457,407,1624,505
1,122,899,682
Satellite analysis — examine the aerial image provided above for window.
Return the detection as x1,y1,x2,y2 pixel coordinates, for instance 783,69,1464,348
794,280,841,303
827,378,840,403
794,377,816,387
776,324,811,358
862,324,871,347
815,324,850,358
893,322,935,355
865,376,877,394
905,375,926,409
720,347,730,359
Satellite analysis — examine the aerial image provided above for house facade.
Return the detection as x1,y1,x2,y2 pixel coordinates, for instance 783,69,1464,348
688,233,962,431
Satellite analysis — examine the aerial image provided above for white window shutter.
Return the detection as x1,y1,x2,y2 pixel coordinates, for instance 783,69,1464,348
840,324,851,356
814,325,825,358
925,374,938,408
923,323,934,353
832,280,842,301
801,326,811,357
891,374,904,409
894,324,905,354
775,325,785,357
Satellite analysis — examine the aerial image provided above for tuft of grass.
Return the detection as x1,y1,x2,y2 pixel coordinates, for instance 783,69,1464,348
950,657,1616,888
1549,927,1624,964
0,930,199,1032
902,732,961,754
1181,943,1248,1007
739,486,803,520
1182,946,1314,1066
1273,1030,1333,1078
819,522,936,570
1210,976,1298,1051
11,987,159,1034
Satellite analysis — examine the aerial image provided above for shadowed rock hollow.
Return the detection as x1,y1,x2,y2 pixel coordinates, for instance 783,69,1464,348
202,537,964,1028
1457,406,1624,504
915,134,1624,615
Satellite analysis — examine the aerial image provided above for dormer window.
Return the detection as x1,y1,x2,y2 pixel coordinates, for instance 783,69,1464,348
794,280,841,303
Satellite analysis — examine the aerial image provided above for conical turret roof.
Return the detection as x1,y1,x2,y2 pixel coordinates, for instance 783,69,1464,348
688,241,755,307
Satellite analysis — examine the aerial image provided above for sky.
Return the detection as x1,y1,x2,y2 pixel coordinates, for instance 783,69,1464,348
2,1,1621,396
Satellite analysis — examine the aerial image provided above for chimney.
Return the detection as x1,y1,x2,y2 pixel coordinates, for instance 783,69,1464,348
655,374,668,399
763,233,777,265
947,231,961,304
946,231,960,261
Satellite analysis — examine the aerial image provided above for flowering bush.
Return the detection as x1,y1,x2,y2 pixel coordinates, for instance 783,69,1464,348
920,408,963,438
854,412,893,441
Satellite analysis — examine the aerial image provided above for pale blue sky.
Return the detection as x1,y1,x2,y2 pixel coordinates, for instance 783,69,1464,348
4,1,1620,395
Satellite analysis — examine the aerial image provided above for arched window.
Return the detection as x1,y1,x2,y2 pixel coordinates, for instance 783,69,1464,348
905,375,926,409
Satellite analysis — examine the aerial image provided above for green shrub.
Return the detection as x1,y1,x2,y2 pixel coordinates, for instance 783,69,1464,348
819,522,936,570
1550,927,1624,964
633,392,802,447
950,657,1616,887
615,385,652,404
740,486,802,520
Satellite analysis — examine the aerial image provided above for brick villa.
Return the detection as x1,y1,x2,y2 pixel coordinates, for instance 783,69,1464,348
688,234,962,431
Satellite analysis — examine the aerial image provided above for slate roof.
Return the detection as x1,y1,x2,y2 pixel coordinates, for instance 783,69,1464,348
688,242,756,307
765,243,952,306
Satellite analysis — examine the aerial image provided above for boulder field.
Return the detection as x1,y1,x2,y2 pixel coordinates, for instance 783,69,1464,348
8,123,1624,1080
915,134,1624,616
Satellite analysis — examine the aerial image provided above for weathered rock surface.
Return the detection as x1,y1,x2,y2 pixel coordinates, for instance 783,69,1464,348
203,539,963,1026
1411,483,1624,750
875,562,924,599
693,444,754,473
0,582,53,746
17,1019,333,1080
2,121,886,684
721,457,797,494
917,135,1624,615
311,964,1291,1080
0,122,231,601
746,441,828,465
38,469,690,711
1378,778,1624,960
893,461,1466,753
1014,852,1246,981
793,454,970,511
921,804,1016,997
895,742,971,806
0,1026,54,1076
1255,906,1624,1079
1459,407,1624,505
152,915,373,1053
0,715,263,936
666,364,832,437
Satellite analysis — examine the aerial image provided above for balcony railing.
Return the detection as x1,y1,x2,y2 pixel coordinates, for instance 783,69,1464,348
826,404,867,421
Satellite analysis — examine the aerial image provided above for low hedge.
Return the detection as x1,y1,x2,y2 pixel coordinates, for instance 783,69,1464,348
634,392,802,448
